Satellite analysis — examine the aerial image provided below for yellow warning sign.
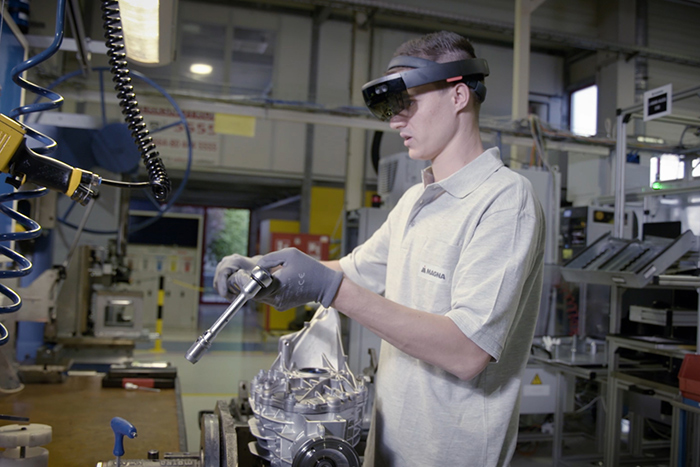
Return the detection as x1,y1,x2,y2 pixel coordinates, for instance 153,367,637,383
531,374,542,385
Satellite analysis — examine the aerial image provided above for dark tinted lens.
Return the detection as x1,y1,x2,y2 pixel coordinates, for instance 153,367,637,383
367,94,407,121
362,77,408,121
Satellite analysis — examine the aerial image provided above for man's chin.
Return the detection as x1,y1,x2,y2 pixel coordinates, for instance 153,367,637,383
407,150,430,162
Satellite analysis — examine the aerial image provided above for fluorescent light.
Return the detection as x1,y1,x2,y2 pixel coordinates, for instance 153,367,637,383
119,0,178,66
190,63,213,75
637,135,665,144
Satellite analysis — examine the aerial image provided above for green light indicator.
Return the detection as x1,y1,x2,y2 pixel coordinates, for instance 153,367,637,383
652,181,663,190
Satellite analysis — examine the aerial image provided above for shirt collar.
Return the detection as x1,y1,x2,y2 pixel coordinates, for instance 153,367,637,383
421,147,503,198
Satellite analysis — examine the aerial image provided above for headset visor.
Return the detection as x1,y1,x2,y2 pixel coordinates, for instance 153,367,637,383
362,73,410,121
361,56,489,121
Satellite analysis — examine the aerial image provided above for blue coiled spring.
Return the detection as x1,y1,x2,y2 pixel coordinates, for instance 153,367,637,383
0,190,45,345
0,0,67,345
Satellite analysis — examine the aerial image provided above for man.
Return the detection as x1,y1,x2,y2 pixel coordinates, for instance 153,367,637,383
216,31,545,467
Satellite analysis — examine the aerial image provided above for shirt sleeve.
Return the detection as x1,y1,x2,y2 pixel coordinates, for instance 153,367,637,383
445,205,544,362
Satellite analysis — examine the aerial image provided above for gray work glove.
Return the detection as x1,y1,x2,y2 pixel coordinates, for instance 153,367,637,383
229,248,343,311
213,254,262,300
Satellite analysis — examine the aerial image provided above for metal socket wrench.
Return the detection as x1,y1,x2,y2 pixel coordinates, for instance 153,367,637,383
185,266,273,363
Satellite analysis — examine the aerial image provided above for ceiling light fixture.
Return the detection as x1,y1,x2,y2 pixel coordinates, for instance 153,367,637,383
190,63,213,75
119,0,178,66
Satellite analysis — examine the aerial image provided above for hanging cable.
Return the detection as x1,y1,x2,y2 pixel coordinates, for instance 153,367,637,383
101,179,151,188
0,0,8,53
528,114,553,172
101,0,171,202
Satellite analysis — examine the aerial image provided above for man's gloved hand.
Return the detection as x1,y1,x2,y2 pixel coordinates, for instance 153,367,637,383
213,254,261,300
229,248,343,310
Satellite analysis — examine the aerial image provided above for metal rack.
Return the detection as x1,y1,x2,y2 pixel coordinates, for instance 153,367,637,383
561,231,695,288
601,85,700,466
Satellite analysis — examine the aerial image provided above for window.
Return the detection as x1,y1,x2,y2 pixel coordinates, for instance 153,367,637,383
570,85,598,136
230,27,276,96
201,208,251,303
650,154,685,187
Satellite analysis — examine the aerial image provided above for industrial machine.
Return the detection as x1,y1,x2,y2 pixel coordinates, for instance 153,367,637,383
0,0,172,356
376,152,429,210
10,240,148,367
98,306,369,467
560,205,635,262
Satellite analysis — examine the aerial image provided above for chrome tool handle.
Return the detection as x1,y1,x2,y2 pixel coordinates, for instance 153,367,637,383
185,266,272,363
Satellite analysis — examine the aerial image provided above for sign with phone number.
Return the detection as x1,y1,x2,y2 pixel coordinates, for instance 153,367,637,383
142,106,222,166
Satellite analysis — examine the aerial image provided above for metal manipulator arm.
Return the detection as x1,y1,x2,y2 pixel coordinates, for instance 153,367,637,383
185,266,273,364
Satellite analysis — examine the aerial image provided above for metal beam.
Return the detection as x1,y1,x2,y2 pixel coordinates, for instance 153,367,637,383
227,0,700,68
301,8,326,233
26,35,108,54
613,84,700,236
345,12,371,213
619,85,700,116
62,90,391,131
66,0,90,75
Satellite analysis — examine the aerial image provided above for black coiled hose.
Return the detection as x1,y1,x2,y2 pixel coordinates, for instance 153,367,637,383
101,0,171,202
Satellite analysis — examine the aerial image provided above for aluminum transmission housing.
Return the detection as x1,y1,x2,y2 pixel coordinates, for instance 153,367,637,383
248,307,368,467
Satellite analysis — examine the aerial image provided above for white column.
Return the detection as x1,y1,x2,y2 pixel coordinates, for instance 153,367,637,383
510,0,547,167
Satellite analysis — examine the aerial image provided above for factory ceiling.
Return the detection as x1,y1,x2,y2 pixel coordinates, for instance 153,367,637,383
199,0,700,67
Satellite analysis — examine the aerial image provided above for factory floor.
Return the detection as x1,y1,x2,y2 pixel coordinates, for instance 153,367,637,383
132,306,559,465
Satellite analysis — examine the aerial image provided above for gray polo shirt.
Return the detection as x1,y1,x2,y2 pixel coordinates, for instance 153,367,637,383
339,147,545,467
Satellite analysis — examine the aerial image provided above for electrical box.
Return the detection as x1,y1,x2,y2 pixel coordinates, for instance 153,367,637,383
520,363,574,415
126,244,200,331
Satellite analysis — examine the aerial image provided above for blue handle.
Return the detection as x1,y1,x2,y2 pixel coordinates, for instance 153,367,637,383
111,417,137,457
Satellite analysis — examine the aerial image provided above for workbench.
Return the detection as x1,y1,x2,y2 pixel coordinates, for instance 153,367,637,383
0,374,187,466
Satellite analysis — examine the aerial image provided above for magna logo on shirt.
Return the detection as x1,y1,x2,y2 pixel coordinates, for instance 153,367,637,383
419,263,448,284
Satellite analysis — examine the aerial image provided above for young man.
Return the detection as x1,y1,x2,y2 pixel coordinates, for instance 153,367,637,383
216,31,545,466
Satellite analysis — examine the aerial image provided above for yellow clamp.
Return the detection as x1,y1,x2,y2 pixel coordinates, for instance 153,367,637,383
0,114,26,173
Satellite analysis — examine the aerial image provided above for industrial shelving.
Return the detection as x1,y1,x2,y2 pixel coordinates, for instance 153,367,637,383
600,85,700,466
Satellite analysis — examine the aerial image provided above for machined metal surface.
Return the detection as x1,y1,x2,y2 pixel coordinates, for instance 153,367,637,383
292,437,360,467
561,231,696,288
186,266,272,363
200,414,220,467
629,305,699,327
248,307,367,467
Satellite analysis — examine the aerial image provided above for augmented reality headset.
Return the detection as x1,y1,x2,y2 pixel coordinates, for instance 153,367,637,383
361,55,489,121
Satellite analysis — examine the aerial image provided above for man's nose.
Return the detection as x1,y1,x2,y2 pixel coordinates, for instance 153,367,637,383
389,113,406,129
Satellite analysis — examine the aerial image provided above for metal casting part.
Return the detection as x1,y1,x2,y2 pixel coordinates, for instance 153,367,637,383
247,307,367,467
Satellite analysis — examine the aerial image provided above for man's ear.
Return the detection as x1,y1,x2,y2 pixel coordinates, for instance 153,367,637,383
452,82,471,113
